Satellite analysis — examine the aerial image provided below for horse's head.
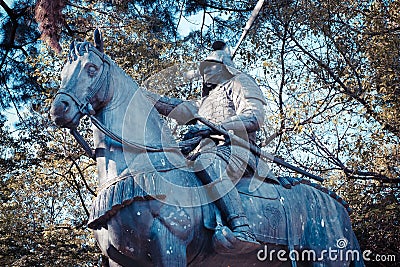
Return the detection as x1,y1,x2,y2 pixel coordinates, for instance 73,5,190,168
50,30,112,128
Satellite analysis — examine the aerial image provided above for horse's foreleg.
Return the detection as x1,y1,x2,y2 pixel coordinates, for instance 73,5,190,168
150,218,187,267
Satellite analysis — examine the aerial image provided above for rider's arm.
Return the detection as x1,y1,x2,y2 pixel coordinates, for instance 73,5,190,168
144,90,199,125
221,74,266,133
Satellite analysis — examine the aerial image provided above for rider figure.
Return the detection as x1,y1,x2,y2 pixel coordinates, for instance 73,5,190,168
146,41,267,249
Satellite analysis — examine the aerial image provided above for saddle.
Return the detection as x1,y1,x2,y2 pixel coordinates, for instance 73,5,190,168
200,176,300,256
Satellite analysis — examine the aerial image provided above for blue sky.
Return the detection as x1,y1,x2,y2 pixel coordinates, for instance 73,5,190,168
3,0,13,8
176,12,212,37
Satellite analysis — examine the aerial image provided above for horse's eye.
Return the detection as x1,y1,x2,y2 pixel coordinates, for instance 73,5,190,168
88,65,98,77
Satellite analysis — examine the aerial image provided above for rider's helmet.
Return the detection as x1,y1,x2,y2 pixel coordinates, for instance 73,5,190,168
199,41,239,76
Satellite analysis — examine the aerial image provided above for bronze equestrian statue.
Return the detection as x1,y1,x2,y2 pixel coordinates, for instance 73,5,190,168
50,30,365,267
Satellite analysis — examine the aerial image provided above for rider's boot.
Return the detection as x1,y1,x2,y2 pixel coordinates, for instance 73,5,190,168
195,160,259,247
214,179,259,245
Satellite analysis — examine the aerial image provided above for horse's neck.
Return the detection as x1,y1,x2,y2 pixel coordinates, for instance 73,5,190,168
93,62,176,184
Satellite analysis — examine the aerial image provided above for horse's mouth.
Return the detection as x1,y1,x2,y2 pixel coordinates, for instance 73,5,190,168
63,113,82,128
52,112,82,129
51,93,84,128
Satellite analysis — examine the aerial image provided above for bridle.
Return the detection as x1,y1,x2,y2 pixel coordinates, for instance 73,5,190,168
56,46,111,117
57,45,197,159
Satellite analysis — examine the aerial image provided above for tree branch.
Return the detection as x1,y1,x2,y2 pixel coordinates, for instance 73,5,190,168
308,131,400,184
69,172,90,218
345,174,400,184
0,1,18,71
194,0,254,13
69,156,97,196
0,0,14,16
288,30,400,137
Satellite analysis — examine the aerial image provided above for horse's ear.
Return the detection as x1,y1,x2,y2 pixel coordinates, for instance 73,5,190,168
69,41,76,62
94,28,104,53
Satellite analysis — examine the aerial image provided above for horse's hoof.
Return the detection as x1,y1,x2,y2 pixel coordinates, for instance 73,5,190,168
212,226,261,255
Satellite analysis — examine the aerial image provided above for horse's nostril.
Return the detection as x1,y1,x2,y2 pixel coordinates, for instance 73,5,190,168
61,101,70,112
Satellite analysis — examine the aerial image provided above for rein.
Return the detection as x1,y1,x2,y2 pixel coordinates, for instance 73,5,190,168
71,114,201,160
89,114,187,153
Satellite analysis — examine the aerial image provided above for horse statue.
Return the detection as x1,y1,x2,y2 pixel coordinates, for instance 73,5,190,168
50,30,364,267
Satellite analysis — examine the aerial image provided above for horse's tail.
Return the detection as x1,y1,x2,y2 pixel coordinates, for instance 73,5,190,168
277,177,352,214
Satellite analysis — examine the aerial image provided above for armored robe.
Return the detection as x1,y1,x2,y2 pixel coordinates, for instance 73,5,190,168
150,70,266,174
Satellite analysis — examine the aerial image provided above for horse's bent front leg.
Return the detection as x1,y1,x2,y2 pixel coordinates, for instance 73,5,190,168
150,218,188,267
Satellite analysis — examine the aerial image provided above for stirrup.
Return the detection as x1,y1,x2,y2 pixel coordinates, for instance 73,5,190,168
229,215,260,245
232,229,259,245
212,226,260,255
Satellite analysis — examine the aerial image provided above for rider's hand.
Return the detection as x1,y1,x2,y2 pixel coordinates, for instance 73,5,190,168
182,125,213,141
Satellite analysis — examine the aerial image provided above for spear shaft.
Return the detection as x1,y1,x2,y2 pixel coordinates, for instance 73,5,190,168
231,0,265,59
195,115,325,182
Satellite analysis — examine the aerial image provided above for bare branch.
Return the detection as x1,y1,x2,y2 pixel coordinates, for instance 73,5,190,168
0,0,14,17
69,172,90,218
194,0,254,13
307,132,400,183
288,30,400,137
68,156,97,196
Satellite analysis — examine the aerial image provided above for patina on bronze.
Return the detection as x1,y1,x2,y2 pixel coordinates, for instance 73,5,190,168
50,30,364,267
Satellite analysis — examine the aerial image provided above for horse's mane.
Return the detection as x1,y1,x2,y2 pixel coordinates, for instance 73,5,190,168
68,41,98,62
